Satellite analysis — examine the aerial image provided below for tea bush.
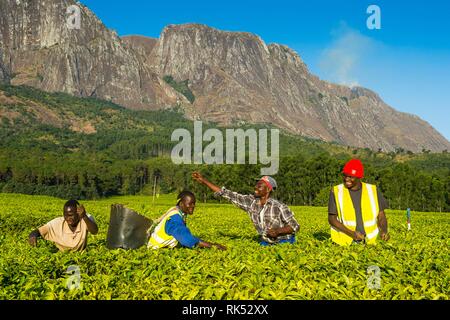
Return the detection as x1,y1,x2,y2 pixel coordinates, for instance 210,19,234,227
0,193,448,299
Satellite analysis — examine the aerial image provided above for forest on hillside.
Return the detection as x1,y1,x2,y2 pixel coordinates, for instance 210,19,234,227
0,85,449,212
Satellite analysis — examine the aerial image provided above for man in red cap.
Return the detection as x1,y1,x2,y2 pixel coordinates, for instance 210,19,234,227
328,159,390,245
192,171,299,245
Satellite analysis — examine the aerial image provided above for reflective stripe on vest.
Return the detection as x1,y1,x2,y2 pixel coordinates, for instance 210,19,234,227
148,207,182,249
331,182,379,245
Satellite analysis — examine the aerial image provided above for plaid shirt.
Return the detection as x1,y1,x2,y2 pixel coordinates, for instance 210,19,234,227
215,187,300,242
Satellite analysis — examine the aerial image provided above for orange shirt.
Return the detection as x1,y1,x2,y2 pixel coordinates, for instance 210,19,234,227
38,215,95,252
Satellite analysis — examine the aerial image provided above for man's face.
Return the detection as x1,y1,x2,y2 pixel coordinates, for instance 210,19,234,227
64,206,80,227
343,174,360,189
179,195,196,215
254,180,269,198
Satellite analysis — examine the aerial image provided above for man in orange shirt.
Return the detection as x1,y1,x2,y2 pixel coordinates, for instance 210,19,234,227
29,200,98,252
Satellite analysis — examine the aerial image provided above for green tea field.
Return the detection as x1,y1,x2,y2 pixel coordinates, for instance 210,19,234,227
0,193,448,300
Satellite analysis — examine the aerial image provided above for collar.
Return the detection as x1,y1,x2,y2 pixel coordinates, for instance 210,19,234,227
63,219,82,234
349,183,363,192
176,206,188,220
257,197,273,207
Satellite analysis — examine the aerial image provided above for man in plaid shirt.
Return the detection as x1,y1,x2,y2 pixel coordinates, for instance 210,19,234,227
192,172,299,245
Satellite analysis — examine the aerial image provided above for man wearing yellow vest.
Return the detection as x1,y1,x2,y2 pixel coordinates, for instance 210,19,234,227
148,191,226,250
328,159,390,245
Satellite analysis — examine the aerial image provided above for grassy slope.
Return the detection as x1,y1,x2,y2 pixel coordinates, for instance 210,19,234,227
3,84,445,160
2,84,449,177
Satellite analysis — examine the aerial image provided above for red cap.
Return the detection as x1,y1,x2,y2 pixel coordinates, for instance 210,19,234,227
343,159,364,178
259,176,277,191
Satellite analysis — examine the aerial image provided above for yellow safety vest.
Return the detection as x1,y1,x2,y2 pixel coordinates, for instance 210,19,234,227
330,182,380,245
148,207,183,249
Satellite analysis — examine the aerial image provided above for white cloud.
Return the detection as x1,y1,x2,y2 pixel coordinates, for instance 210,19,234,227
319,23,377,87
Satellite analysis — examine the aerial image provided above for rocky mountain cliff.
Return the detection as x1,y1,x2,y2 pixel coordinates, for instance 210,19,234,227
0,0,186,110
1,0,448,152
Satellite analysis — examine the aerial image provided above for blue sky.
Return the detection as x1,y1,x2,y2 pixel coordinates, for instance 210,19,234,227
81,0,450,141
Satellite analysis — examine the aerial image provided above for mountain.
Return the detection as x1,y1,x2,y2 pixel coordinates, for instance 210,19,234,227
0,84,333,158
0,0,186,110
1,0,449,152
1,84,449,210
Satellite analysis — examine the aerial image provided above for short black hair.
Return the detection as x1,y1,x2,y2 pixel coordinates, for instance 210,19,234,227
176,191,196,205
64,199,79,212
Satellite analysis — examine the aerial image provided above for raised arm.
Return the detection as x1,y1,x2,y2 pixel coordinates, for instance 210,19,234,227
77,205,98,235
192,171,221,193
192,171,254,212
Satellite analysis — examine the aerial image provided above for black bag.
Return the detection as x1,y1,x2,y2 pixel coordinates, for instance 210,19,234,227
106,204,152,249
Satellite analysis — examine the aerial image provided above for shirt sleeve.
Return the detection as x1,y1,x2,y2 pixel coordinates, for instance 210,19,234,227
279,204,300,233
37,217,60,241
328,189,338,215
37,224,49,238
377,188,389,211
214,187,255,212
165,214,200,248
